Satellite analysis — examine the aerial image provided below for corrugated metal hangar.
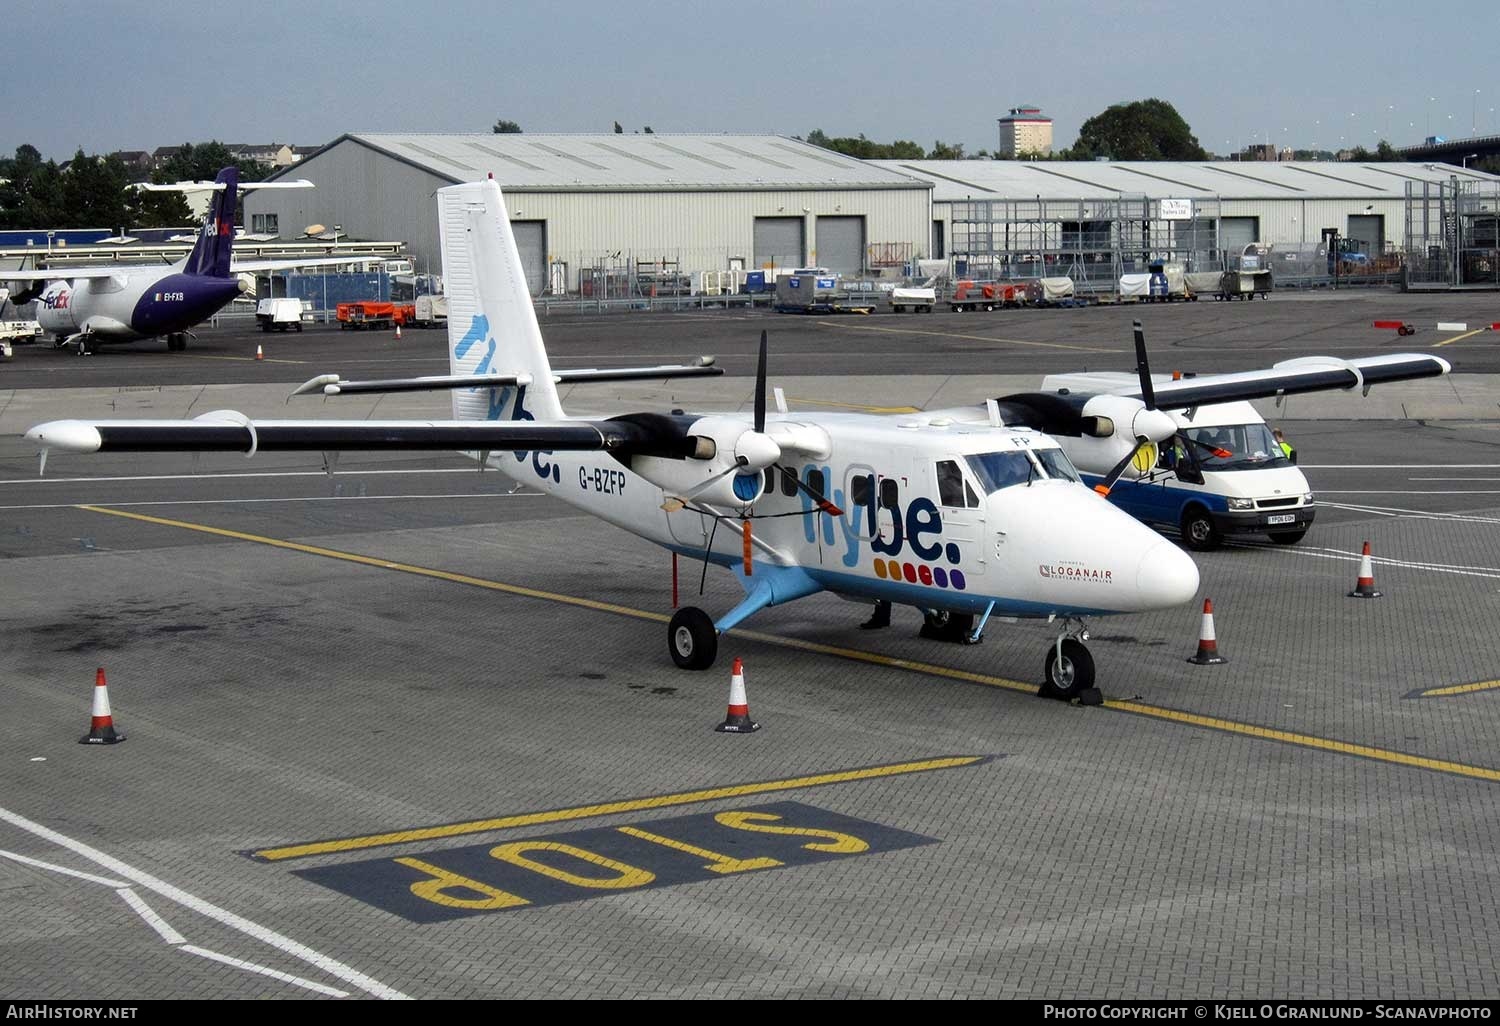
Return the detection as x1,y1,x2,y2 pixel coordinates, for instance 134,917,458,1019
245,134,1500,295
245,133,931,293
872,159,1500,285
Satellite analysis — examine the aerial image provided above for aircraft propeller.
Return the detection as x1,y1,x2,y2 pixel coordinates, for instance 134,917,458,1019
1092,321,1174,497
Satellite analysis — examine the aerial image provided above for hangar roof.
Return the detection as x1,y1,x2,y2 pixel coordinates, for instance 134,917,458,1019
868,159,1500,201
301,133,929,191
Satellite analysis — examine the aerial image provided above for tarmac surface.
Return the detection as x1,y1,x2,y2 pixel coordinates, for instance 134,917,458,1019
2,291,1500,999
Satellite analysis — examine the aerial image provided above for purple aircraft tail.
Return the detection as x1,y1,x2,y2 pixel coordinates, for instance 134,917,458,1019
183,166,238,278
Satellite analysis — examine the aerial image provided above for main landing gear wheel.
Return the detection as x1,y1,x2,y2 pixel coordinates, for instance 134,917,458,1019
668,607,718,670
73,337,92,356
920,609,975,642
1041,637,1095,701
167,333,187,352
1180,507,1222,551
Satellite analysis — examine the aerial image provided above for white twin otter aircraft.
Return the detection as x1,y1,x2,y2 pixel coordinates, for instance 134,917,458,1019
26,176,1450,699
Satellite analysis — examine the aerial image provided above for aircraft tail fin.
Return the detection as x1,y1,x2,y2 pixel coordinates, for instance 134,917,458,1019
182,166,237,279
439,177,561,423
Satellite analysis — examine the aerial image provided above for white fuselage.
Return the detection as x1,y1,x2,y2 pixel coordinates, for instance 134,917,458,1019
479,411,1199,619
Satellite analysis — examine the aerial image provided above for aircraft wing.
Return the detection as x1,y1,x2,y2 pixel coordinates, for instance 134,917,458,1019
25,413,699,462
289,360,722,396
0,266,134,281
1130,354,1451,408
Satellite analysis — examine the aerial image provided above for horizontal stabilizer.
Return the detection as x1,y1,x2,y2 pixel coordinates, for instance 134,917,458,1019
291,359,721,398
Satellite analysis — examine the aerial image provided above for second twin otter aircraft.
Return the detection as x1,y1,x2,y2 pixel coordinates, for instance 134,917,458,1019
25,177,1451,698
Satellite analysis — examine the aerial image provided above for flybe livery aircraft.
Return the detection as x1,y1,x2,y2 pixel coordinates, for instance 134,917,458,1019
5,168,343,354
25,176,1450,698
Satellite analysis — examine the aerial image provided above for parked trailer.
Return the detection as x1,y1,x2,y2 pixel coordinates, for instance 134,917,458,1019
1216,269,1273,300
774,273,876,314
414,294,448,327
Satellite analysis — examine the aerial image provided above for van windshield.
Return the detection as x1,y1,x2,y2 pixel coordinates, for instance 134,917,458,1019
1183,423,1290,470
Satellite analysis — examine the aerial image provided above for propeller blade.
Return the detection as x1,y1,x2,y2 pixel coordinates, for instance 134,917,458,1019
742,518,753,576
776,462,844,516
754,330,768,434
1133,320,1157,411
1093,437,1150,497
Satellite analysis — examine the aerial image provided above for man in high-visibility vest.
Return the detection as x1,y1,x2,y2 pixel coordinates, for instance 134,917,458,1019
1273,428,1296,462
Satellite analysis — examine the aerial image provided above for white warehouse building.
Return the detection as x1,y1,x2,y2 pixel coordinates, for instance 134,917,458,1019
245,133,932,294
871,158,1500,283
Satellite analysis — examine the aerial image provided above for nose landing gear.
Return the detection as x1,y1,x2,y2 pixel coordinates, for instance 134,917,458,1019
1040,617,1100,704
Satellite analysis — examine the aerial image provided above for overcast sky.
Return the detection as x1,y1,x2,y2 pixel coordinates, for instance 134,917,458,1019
8,0,1497,161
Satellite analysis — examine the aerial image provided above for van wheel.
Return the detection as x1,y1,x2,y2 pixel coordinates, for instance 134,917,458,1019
1269,529,1307,545
1180,508,1222,551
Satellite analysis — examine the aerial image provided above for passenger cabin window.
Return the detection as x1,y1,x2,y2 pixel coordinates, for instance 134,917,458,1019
965,451,1033,493
879,477,899,507
807,468,825,497
780,466,799,497
849,472,872,506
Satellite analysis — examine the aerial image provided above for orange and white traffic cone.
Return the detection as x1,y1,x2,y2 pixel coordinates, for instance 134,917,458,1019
79,667,125,745
394,322,402,340
254,344,264,361
1348,541,1383,598
1186,598,1228,665
715,657,760,733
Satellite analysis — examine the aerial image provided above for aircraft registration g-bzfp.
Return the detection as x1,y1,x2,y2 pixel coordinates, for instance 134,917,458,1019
2,168,348,355
25,177,1451,699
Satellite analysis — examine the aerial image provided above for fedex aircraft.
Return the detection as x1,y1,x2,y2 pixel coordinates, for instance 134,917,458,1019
4,168,344,355
25,176,1450,699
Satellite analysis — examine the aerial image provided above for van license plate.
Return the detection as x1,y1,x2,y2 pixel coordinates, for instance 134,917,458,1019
1267,514,1296,525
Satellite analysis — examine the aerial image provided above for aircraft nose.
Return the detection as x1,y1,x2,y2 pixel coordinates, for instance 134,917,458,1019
1135,541,1199,609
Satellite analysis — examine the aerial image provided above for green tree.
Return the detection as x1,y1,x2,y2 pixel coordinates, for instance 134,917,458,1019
493,119,523,134
59,150,130,229
1072,99,1207,161
613,121,623,134
643,126,653,134
0,144,64,229
1373,140,1399,161
927,140,965,159
152,142,269,185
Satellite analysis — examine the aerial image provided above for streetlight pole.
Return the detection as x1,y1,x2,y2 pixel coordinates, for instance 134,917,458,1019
1462,153,1479,169
1474,90,1482,135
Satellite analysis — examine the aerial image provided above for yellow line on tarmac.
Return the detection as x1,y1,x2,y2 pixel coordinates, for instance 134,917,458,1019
787,397,922,414
252,756,985,861
1412,679,1500,698
79,505,1500,787
77,505,665,623
816,321,1117,353
1434,328,1487,348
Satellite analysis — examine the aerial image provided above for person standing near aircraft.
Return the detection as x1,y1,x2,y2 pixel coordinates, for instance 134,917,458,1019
1273,428,1296,462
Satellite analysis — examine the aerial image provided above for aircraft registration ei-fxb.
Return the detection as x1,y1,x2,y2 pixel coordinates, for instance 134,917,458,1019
25,176,1451,698
3,167,352,355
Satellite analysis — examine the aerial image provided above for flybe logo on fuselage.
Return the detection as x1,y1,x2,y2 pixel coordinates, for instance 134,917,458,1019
799,467,964,580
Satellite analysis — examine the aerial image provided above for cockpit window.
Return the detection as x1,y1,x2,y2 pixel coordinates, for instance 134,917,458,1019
1183,423,1290,470
965,451,1033,493
936,460,966,506
1033,446,1081,483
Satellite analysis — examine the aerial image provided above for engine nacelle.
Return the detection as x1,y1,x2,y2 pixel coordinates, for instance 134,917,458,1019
630,415,780,510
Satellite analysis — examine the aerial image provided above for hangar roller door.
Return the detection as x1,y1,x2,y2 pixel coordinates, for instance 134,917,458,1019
754,217,804,269
816,216,865,275
1347,214,1384,256
1219,217,1259,260
512,220,546,295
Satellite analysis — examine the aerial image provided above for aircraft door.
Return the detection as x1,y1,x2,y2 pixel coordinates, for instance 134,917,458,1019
933,457,987,577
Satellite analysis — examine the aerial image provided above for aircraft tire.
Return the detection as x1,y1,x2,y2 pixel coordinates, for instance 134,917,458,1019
668,607,718,670
1041,638,1094,700
921,609,975,642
